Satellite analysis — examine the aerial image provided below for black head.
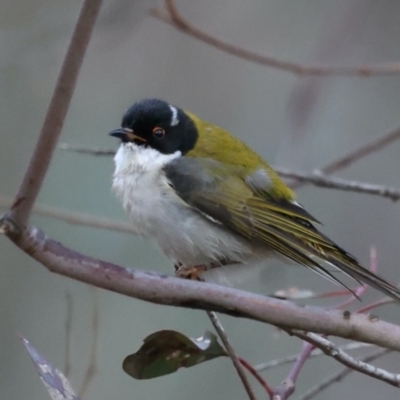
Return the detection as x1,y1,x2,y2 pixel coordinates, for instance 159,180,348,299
109,99,198,155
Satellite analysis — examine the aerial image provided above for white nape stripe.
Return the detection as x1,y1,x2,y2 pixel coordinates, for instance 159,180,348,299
169,105,179,126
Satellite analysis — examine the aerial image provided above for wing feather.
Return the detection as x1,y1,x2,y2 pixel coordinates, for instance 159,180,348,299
164,157,400,300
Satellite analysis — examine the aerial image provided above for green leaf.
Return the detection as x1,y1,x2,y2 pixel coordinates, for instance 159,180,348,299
123,330,227,379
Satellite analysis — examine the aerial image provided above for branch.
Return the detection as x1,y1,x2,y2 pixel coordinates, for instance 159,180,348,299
297,348,392,400
207,311,260,400
2,220,400,352
64,292,73,377
276,169,400,201
0,195,135,234
151,0,400,78
78,288,99,397
272,342,314,399
238,358,273,398
58,143,115,156
292,124,400,189
57,144,400,202
358,298,395,314
320,125,400,175
293,331,400,387
268,249,378,399
10,0,103,226
254,342,373,372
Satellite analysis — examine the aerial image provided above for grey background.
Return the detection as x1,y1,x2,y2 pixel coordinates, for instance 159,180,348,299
1,1,400,399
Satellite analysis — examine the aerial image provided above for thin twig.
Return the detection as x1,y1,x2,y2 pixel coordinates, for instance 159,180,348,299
151,0,400,78
9,0,103,226
0,195,135,234
357,298,395,314
292,124,400,189
320,125,400,175
297,348,392,400
58,143,115,156
64,292,73,377
238,358,273,398
2,221,400,352
288,342,315,382
254,342,373,372
57,144,400,202
206,311,259,400
79,288,99,397
276,169,400,201
293,331,400,387
272,342,314,399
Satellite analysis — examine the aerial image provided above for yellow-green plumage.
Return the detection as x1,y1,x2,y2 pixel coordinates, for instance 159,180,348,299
170,111,400,300
111,98,400,301
186,111,294,200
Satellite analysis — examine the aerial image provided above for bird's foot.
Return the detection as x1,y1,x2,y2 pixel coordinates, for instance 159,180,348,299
174,263,207,280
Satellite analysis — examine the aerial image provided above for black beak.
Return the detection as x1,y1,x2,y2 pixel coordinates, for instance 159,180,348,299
109,128,128,140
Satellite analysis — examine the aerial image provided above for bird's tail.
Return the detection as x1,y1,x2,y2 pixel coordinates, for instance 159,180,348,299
324,249,400,301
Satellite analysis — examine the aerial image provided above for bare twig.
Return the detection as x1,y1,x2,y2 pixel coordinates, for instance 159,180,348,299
2,221,400,352
9,0,103,227
238,358,273,398
79,288,99,397
358,298,395,314
57,145,400,202
0,195,135,234
297,348,392,400
254,342,373,372
207,311,260,400
276,169,400,201
293,331,400,387
272,342,314,399
292,124,400,189
151,0,400,78
64,292,73,377
58,143,115,156
320,125,400,175
287,342,315,383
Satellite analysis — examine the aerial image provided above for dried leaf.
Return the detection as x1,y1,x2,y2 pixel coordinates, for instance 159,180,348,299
123,330,226,379
20,336,79,400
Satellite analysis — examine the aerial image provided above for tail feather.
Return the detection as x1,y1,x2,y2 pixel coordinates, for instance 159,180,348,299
309,237,400,301
274,225,400,301
326,255,400,301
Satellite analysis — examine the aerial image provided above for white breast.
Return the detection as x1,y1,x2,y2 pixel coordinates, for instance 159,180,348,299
111,143,257,268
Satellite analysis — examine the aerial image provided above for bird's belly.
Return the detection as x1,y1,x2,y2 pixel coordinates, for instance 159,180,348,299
112,169,254,267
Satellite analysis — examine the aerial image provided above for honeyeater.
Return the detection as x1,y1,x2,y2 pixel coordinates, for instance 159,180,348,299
109,98,400,300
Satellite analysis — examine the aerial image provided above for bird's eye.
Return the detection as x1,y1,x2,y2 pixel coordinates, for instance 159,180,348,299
152,127,165,139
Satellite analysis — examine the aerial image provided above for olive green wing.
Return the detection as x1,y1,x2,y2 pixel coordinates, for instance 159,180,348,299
164,157,400,300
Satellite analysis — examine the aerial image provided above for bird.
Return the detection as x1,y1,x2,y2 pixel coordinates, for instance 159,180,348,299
109,98,400,301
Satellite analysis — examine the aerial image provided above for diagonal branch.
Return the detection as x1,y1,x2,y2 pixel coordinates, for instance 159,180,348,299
151,0,400,78
297,347,392,400
0,195,135,234
2,219,400,352
58,143,115,156
207,311,260,400
292,124,400,189
57,144,400,202
293,331,400,387
10,0,103,227
254,342,373,372
319,125,400,175
275,169,400,201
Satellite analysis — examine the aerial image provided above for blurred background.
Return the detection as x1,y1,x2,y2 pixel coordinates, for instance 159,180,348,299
1,0,400,399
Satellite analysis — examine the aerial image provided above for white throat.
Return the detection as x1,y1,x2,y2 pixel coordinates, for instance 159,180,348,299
113,143,181,175
111,143,181,228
